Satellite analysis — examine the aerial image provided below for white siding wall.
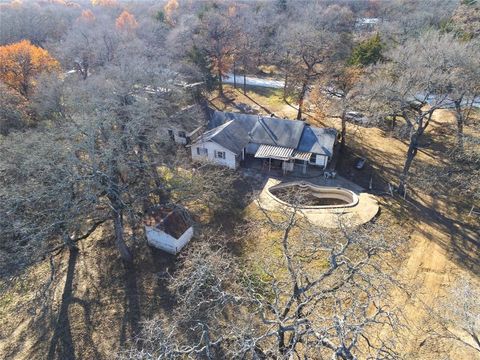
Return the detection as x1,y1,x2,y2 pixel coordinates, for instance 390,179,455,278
315,155,328,168
191,141,238,169
145,226,194,255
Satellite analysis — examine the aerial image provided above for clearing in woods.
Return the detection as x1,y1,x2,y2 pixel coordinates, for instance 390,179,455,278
0,87,478,359
212,88,480,358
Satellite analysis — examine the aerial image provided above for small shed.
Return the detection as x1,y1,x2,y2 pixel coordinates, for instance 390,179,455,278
144,206,194,255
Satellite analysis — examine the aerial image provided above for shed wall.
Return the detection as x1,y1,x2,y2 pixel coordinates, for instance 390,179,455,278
145,226,194,255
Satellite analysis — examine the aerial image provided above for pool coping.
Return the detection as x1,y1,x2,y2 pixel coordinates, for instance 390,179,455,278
267,181,360,210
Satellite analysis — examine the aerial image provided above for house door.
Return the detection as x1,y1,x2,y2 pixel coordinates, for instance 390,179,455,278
168,129,175,141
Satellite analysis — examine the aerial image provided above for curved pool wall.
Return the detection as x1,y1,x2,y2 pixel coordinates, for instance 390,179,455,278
267,181,359,209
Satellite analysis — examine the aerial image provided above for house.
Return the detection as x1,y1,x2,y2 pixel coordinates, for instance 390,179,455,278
190,110,337,173
144,206,194,255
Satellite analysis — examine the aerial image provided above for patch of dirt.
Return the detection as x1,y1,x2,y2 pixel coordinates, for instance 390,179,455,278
341,110,479,359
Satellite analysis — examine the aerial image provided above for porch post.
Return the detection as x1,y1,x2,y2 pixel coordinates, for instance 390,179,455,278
269,158,271,171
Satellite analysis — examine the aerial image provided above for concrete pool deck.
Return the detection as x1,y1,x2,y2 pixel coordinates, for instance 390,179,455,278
256,177,379,228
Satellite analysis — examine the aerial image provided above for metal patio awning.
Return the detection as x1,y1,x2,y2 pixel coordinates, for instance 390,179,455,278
291,150,312,161
254,144,294,160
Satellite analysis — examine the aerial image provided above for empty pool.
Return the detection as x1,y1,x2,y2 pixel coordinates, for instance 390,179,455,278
268,181,359,209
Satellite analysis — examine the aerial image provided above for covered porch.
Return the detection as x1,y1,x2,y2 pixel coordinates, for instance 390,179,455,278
241,156,325,180
252,144,314,175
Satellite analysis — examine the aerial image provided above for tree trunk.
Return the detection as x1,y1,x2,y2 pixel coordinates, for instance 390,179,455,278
454,100,464,152
296,80,308,120
218,67,223,97
399,112,433,194
20,80,29,98
340,111,347,152
243,65,247,95
398,134,418,195
283,72,288,101
233,61,236,89
107,162,133,263
81,56,89,80
113,209,133,263
278,327,286,355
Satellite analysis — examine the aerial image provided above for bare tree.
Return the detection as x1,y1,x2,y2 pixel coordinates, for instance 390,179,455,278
120,201,406,359
0,82,29,135
358,32,457,193
313,66,363,151
0,34,203,267
422,279,480,355
177,6,239,97
378,0,458,44
443,37,480,151
276,4,353,119
56,13,119,79
0,2,80,46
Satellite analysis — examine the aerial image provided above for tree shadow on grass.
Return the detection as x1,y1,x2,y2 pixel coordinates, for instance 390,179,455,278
337,138,479,277
404,195,480,277
239,89,275,115
46,247,99,360
119,261,141,348
47,247,77,360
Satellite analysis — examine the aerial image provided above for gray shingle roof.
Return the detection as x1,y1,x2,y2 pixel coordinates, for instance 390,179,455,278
249,117,305,148
298,126,337,156
198,118,255,154
207,110,305,148
207,110,258,130
200,110,336,157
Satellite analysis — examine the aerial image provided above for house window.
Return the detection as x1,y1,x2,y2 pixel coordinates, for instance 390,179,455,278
215,150,225,159
178,131,186,138
167,129,174,141
310,154,317,164
196,147,208,156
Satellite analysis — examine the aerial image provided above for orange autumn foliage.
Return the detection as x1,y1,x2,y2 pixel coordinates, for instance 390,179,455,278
115,10,138,32
0,40,60,98
164,0,179,25
78,9,96,23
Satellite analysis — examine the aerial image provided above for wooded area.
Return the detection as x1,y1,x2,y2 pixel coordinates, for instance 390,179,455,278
0,0,479,359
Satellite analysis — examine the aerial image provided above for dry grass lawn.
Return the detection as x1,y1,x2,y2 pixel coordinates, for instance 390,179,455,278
0,89,478,360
